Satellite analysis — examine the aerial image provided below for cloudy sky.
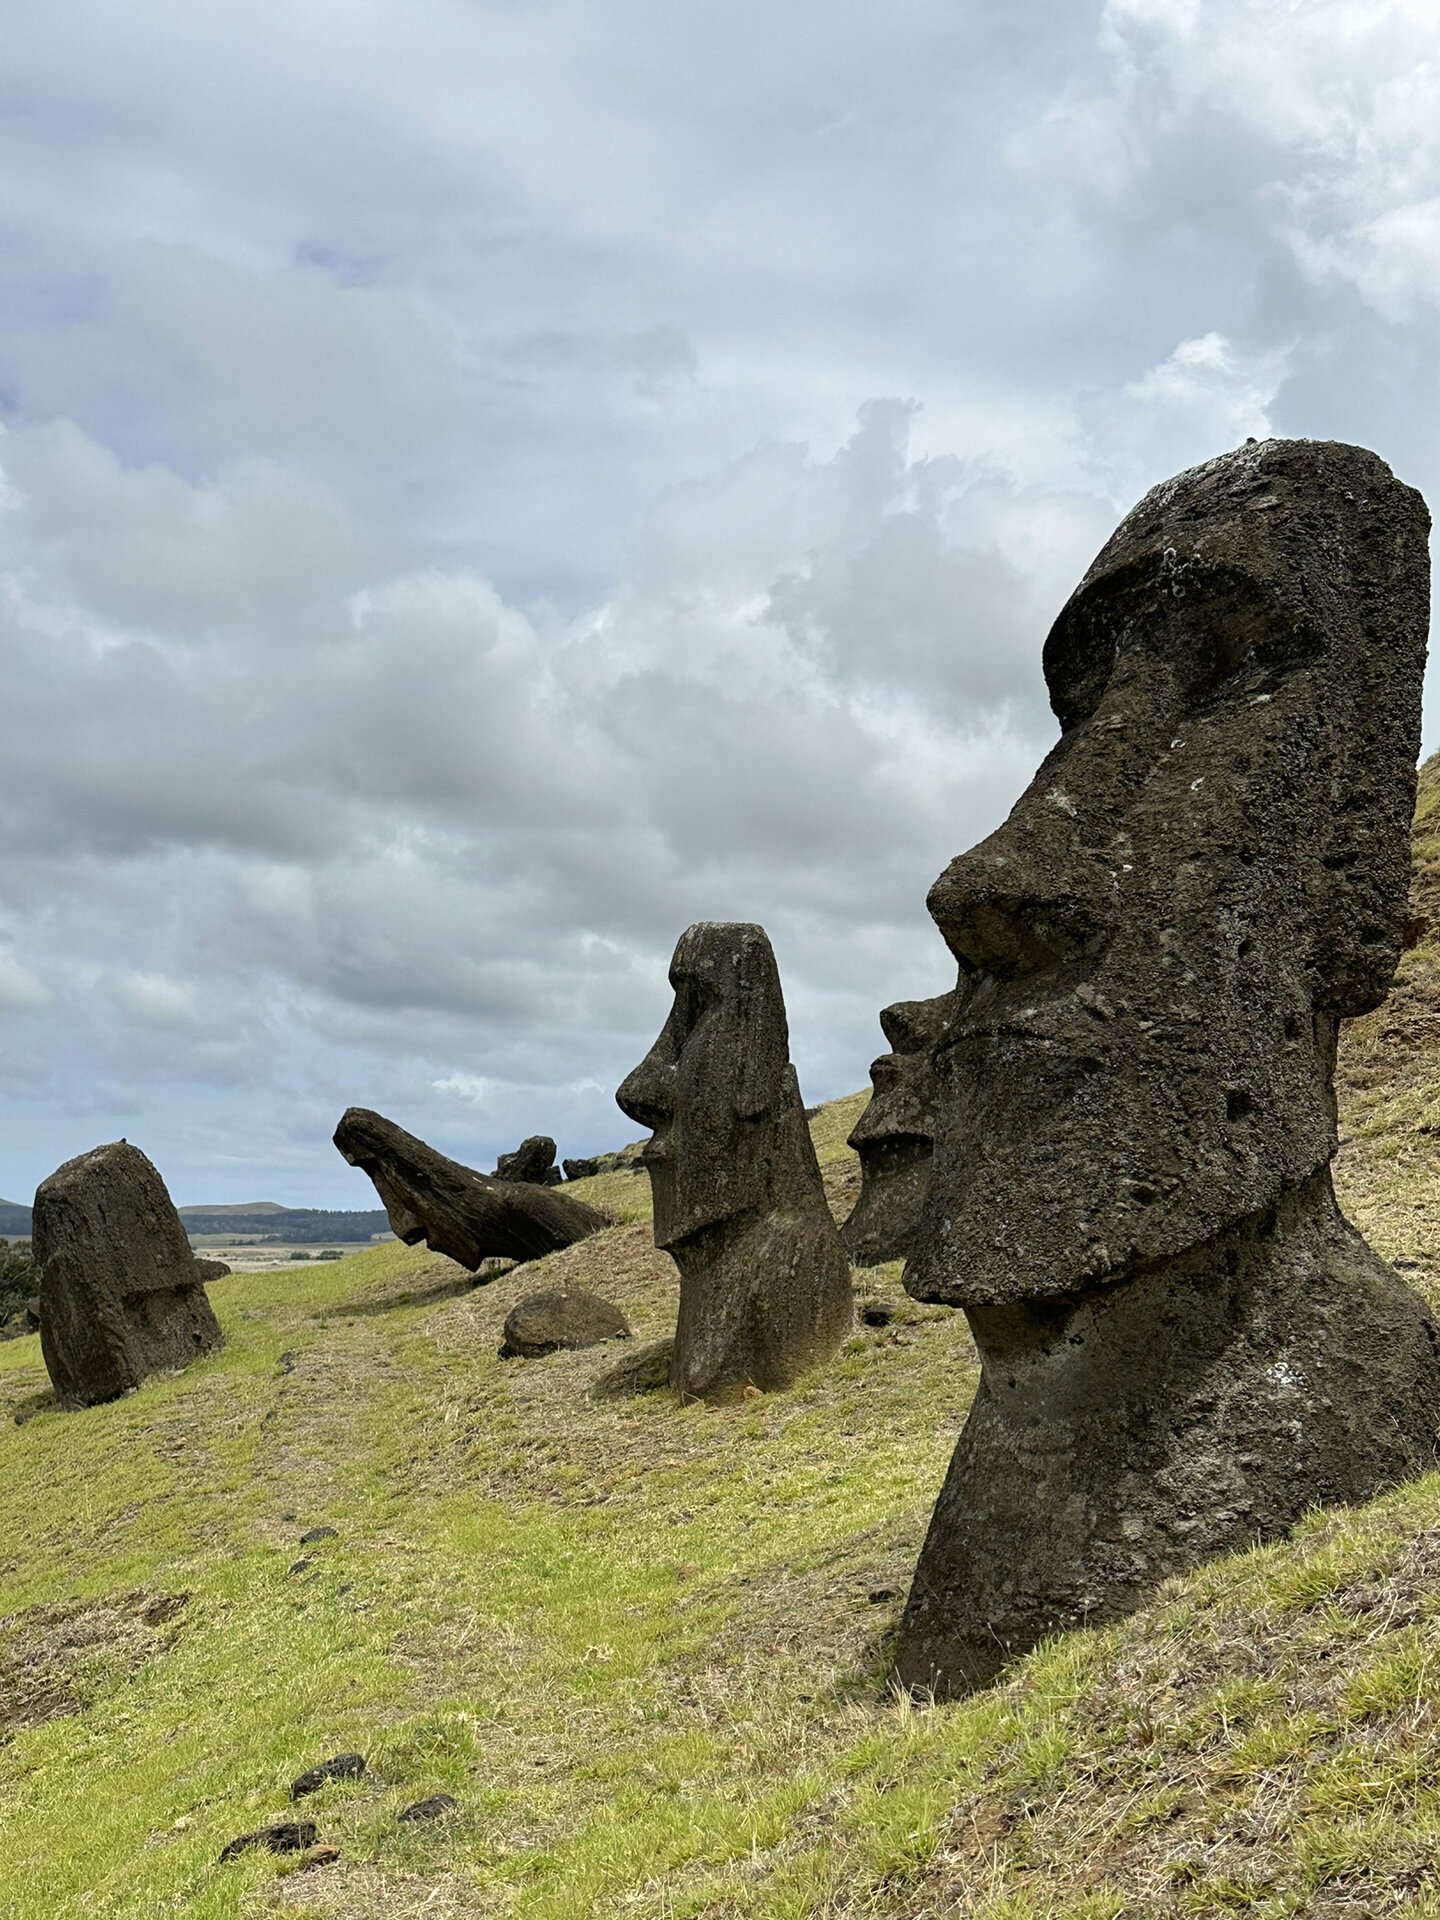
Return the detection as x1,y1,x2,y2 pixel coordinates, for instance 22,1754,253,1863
2,0,1439,1207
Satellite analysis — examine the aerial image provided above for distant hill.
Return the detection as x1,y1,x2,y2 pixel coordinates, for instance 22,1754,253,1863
176,1201,288,1217
0,1199,388,1243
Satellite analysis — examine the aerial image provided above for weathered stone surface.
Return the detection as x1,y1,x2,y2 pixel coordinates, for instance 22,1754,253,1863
588,1335,674,1400
893,440,1440,1699
33,1142,224,1410
562,1156,601,1181
617,922,853,1403
194,1257,231,1283
333,1109,607,1269
494,1135,562,1186
841,995,953,1267
219,1822,317,1862
398,1794,457,1823
291,1752,365,1799
498,1288,631,1359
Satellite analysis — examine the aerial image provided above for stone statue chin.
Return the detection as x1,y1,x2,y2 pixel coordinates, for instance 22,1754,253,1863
617,921,853,1404
893,439,1440,1699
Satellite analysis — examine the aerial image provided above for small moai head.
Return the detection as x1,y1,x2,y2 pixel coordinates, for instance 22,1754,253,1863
841,992,953,1266
616,922,792,1251
907,439,1431,1309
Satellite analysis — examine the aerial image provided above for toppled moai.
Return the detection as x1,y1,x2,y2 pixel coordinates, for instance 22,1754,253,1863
494,1135,563,1186
617,921,853,1403
841,994,953,1268
333,1108,606,1269
894,439,1440,1699
33,1141,225,1408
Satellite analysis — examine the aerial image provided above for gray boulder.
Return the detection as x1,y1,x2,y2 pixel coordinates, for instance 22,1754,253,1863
617,921,853,1403
333,1108,606,1269
498,1287,631,1359
33,1141,224,1409
893,439,1440,1699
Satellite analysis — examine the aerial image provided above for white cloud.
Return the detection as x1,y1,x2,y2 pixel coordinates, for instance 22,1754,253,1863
109,971,202,1026
0,948,51,1014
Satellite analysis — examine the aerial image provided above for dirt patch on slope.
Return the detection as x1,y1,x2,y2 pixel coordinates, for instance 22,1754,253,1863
0,1588,188,1734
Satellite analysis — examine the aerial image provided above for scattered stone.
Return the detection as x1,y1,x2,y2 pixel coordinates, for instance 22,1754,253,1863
859,1304,892,1328
333,1109,608,1269
278,1351,295,1374
867,1587,899,1605
300,1845,342,1869
218,1821,317,1862
298,1527,337,1544
193,1257,231,1283
32,1141,224,1410
291,1752,365,1799
588,1336,675,1401
894,439,1440,1700
561,1156,600,1181
498,1288,631,1360
617,922,853,1404
288,1559,313,1576
841,996,952,1268
398,1794,458,1823
494,1135,563,1186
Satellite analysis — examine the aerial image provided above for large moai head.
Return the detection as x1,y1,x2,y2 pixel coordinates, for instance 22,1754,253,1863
906,439,1430,1309
616,921,793,1251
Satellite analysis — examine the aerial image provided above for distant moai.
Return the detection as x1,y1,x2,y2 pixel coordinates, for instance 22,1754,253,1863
893,439,1440,1698
617,921,853,1403
841,993,953,1268
34,1141,224,1408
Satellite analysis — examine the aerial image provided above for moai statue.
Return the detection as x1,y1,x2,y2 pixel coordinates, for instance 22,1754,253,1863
34,1141,224,1408
617,921,854,1403
894,439,1440,1699
841,993,953,1267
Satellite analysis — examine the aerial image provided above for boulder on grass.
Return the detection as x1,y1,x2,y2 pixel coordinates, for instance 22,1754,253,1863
33,1141,224,1409
333,1107,607,1270
588,1336,674,1401
194,1257,231,1283
499,1288,631,1359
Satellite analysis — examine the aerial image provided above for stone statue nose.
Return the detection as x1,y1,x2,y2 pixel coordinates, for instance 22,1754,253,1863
927,845,1110,980
615,1050,676,1131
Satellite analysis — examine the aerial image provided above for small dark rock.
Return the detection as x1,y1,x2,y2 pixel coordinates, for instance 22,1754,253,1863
867,1586,899,1604
288,1558,313,1576
398,1794,458,1823
588,1336,674,1401
278,1351,295,1374
291,1752,366,1799
299,1526,338,1543
562,1157,600,1181
494,1135,559,1185
194,1257,232,1283
219,1821,317,1862
861,1304,893,1327
498,1288,631,1360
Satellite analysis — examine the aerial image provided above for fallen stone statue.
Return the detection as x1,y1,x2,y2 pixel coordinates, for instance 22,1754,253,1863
841,993,953,1268
34,1140,225,1408
333,1108,607,1269
892,438,1440,1699
617,920,853,1403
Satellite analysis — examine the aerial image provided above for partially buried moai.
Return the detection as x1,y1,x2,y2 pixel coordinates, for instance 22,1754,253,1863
841,993,953,1268
617,921,854,1403
33,1140,224,1408
894,439,1440,1698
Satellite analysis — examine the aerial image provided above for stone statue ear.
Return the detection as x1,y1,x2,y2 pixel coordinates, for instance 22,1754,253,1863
732,928,790,1121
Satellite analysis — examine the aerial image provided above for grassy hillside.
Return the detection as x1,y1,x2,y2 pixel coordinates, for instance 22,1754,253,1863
4,774,1440,1919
